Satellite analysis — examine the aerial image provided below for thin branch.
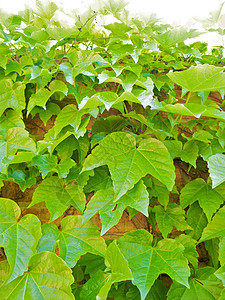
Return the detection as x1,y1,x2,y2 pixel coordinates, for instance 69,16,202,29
58,13,97,65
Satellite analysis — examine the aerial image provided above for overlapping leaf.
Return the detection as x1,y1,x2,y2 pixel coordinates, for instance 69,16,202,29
0,252,74,299
180,178,225,221
37,215,106,268
80,241,132,299
83,180,149,235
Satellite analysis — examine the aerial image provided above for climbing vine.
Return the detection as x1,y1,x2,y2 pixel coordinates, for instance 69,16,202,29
1,1,225,299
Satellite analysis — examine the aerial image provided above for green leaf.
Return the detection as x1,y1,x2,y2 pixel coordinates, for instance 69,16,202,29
215,265,225,287
0,252,74,299
180,178,225,221
153,204,191,238
181,141,198,168
117,229,190,299
31,154,75,178
0,80,25,116
186,202,208,240
219,237,225,266
0,110,24,139
54,104,83,136
144,176,170,208
208,154,225,188
175,234,198,270
67,50,106,79
29,176,86,221
84,166,112,193
0,198,41,283
31,102,60,126
83,132,175,200
83,180,149,235
37,215,106,268
0,127,36,160
168,267,224,300
155,27,201,48
200,207,225,242
27,80,68,113
168,64,225,92
0,261,10,287
79,91,118,111
80,241,132,300
205,238,220,269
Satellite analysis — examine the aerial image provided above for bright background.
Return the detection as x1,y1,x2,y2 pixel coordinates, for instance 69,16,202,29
0,0,224,25
1,0,225,47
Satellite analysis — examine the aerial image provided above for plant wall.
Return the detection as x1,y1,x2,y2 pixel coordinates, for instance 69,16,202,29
1,0,225,299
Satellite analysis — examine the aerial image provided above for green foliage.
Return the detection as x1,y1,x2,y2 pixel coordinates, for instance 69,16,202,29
1,1,225,298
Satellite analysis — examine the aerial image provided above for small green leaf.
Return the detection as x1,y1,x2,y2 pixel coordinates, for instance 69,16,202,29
27,80,68,113
175,234,198,270
54,104,83,136
0,198,41,283
186,202,208,240
200,207,225,242
29,176,86,221
0,252,74,299
31,154,75,178
181,141,198,168
180,179,225,221
153,204,191,238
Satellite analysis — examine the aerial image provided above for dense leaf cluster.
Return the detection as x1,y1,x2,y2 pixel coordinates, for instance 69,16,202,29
1,1,225,299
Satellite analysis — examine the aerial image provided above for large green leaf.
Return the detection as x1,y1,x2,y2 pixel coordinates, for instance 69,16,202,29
80,241,132,300
168,267,224,300
0,198,41,283
83,132,175,200
200,207,225,242
167,64,225,92
83,180,149,235
180,178,225,221
0,252,74,299
208,154,225,188
0,80,26,117
117,229,190,299
29,176,86,221
153,204,191,238
37,215,106,268
0,127,36,159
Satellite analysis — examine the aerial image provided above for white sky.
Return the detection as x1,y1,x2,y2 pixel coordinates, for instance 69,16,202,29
0,0,224,25
1,0,225,47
